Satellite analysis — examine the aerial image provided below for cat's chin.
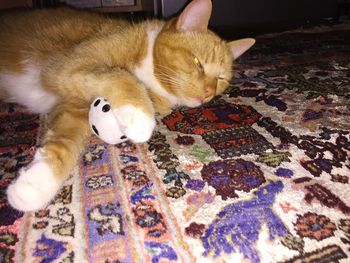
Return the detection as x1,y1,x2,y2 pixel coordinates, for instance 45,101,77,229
182,98,203,108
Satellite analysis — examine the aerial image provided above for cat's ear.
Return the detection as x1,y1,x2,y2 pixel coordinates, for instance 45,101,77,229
176,0,212,33
228,38,256,60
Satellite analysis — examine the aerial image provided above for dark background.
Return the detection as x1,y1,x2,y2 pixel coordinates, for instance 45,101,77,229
2,0,350,38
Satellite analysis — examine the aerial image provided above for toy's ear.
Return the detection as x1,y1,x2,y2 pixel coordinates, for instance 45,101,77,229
176,0,212,33
228,38,256,60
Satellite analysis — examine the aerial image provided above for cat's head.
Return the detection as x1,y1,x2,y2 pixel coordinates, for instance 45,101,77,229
154,0,255,108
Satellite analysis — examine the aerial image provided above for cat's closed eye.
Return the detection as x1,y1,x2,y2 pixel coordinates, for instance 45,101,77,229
217,76,229,84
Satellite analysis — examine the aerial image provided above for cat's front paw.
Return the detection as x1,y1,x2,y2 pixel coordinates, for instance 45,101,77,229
7,150,61,212
113,104,156,143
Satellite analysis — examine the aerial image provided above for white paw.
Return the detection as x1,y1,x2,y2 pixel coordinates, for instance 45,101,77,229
7,149,61,212
113,104,156,143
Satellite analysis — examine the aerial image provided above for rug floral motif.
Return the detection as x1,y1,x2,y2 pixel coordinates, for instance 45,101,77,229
1,27,350,263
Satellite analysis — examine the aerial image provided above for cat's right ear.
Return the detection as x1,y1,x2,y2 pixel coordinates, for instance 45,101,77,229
228,38,256,60
176,0,212,33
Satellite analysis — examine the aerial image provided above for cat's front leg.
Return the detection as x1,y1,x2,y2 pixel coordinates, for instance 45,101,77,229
113,104,156,143
96,71,156,143
7,149,61,211
7,100,90,211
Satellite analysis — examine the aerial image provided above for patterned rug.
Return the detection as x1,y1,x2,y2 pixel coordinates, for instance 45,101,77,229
1,25,350,263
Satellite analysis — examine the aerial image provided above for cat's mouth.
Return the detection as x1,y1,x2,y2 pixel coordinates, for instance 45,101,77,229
185,98,203,107
182,96,214,108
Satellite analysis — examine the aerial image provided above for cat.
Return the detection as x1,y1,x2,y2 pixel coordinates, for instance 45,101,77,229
0,0,255,211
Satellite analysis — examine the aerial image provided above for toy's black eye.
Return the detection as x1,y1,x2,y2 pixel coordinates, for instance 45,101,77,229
120,135,127,140
92,125,99,135
102,104,111,112
94,99,101,107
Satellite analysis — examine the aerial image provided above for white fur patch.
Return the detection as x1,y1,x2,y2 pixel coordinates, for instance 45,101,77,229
7,149,61,211
0,62,58,113
113,104,156,143
133,25,179,106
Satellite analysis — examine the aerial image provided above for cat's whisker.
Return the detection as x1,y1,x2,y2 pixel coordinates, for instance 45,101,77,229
165,73,187,83
160,71,188,84
154,72,180,82
155,67,189,83
154,64,179,75
154,70,186,89
154,64,191,87
159,78,180,86
154,75,183,89
154,72,179,81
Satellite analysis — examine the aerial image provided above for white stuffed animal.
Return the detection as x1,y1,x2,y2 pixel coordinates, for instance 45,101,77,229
89,97,128,145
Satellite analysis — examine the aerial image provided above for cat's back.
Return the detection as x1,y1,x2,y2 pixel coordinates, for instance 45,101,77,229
0,8,129,71
0,7,131,111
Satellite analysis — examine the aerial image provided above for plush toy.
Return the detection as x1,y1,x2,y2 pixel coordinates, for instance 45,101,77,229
89,97,128,145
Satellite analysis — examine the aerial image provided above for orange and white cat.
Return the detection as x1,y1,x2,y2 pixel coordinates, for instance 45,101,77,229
0,0,255,211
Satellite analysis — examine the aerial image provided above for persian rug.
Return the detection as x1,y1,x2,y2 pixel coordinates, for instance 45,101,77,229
1,25,350,263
